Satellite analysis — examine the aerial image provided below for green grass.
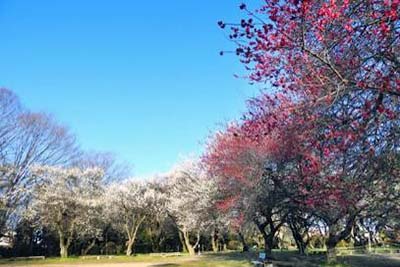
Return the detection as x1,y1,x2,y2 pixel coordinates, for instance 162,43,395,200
1,251,399,267
321,262,351,267
180,261,251,267
0,254,184,265
0,253,252,266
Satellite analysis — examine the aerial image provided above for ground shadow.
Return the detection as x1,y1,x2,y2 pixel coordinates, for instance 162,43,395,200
149,264,180,267
201,251,400,267
340,254,400,267
201,251,255,261
201,251,322,262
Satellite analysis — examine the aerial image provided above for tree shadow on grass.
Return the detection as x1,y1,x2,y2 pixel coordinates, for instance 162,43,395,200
201,251,320,262
200,251,321,266
340,254,400,267
199,251,400,267
271,251,325,265
200,251,255,261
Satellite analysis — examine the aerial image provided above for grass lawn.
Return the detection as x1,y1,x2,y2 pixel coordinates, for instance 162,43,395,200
0,254,181,265
0,251,399,267
0,252,252,267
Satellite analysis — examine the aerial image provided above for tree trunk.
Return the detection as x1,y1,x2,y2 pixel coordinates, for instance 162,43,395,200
59,240,69,258
193,231,201,254
211,229,218,253
183,231,195,255
220,233,228,251
126,238,135,256
257,224,275,258
178,230,188,253
325,216,356,264
255,219,279,259
125,216,146,256
185,240,195,255
263,233,273,256
295,238,306,255
289,223,307,255
238,231,249,252
82,239,96,255
149,222,163,252
211,236,218,252
58,231,70,258
60,244,68,258
326,244,337,264
326,226,340,264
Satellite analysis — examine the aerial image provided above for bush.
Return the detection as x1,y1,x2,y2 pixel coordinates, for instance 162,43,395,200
226,240,242,251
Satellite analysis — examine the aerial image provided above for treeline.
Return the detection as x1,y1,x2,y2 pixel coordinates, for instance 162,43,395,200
0,89,263,258
0,159,224,258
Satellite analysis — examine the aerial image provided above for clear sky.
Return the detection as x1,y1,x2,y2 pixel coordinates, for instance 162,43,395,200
0,1,261,177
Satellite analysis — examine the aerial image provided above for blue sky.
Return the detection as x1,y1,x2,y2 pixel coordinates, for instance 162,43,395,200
0,1,261,177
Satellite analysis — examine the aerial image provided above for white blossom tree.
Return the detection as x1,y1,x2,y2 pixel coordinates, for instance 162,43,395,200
29,165,104,258
105,180,163,256
75,193,106,256
166,159,216,255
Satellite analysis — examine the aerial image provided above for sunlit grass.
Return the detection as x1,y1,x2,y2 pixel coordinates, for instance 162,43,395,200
0,254,185,265
1,250,400,267
0,252,252,266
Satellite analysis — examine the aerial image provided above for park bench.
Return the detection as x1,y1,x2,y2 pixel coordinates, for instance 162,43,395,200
80,255,114,260
162,252,182,257
149,252,182,257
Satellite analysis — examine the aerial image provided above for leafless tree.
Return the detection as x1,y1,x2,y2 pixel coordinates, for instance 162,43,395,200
0,89,79,236
72,151,131,184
